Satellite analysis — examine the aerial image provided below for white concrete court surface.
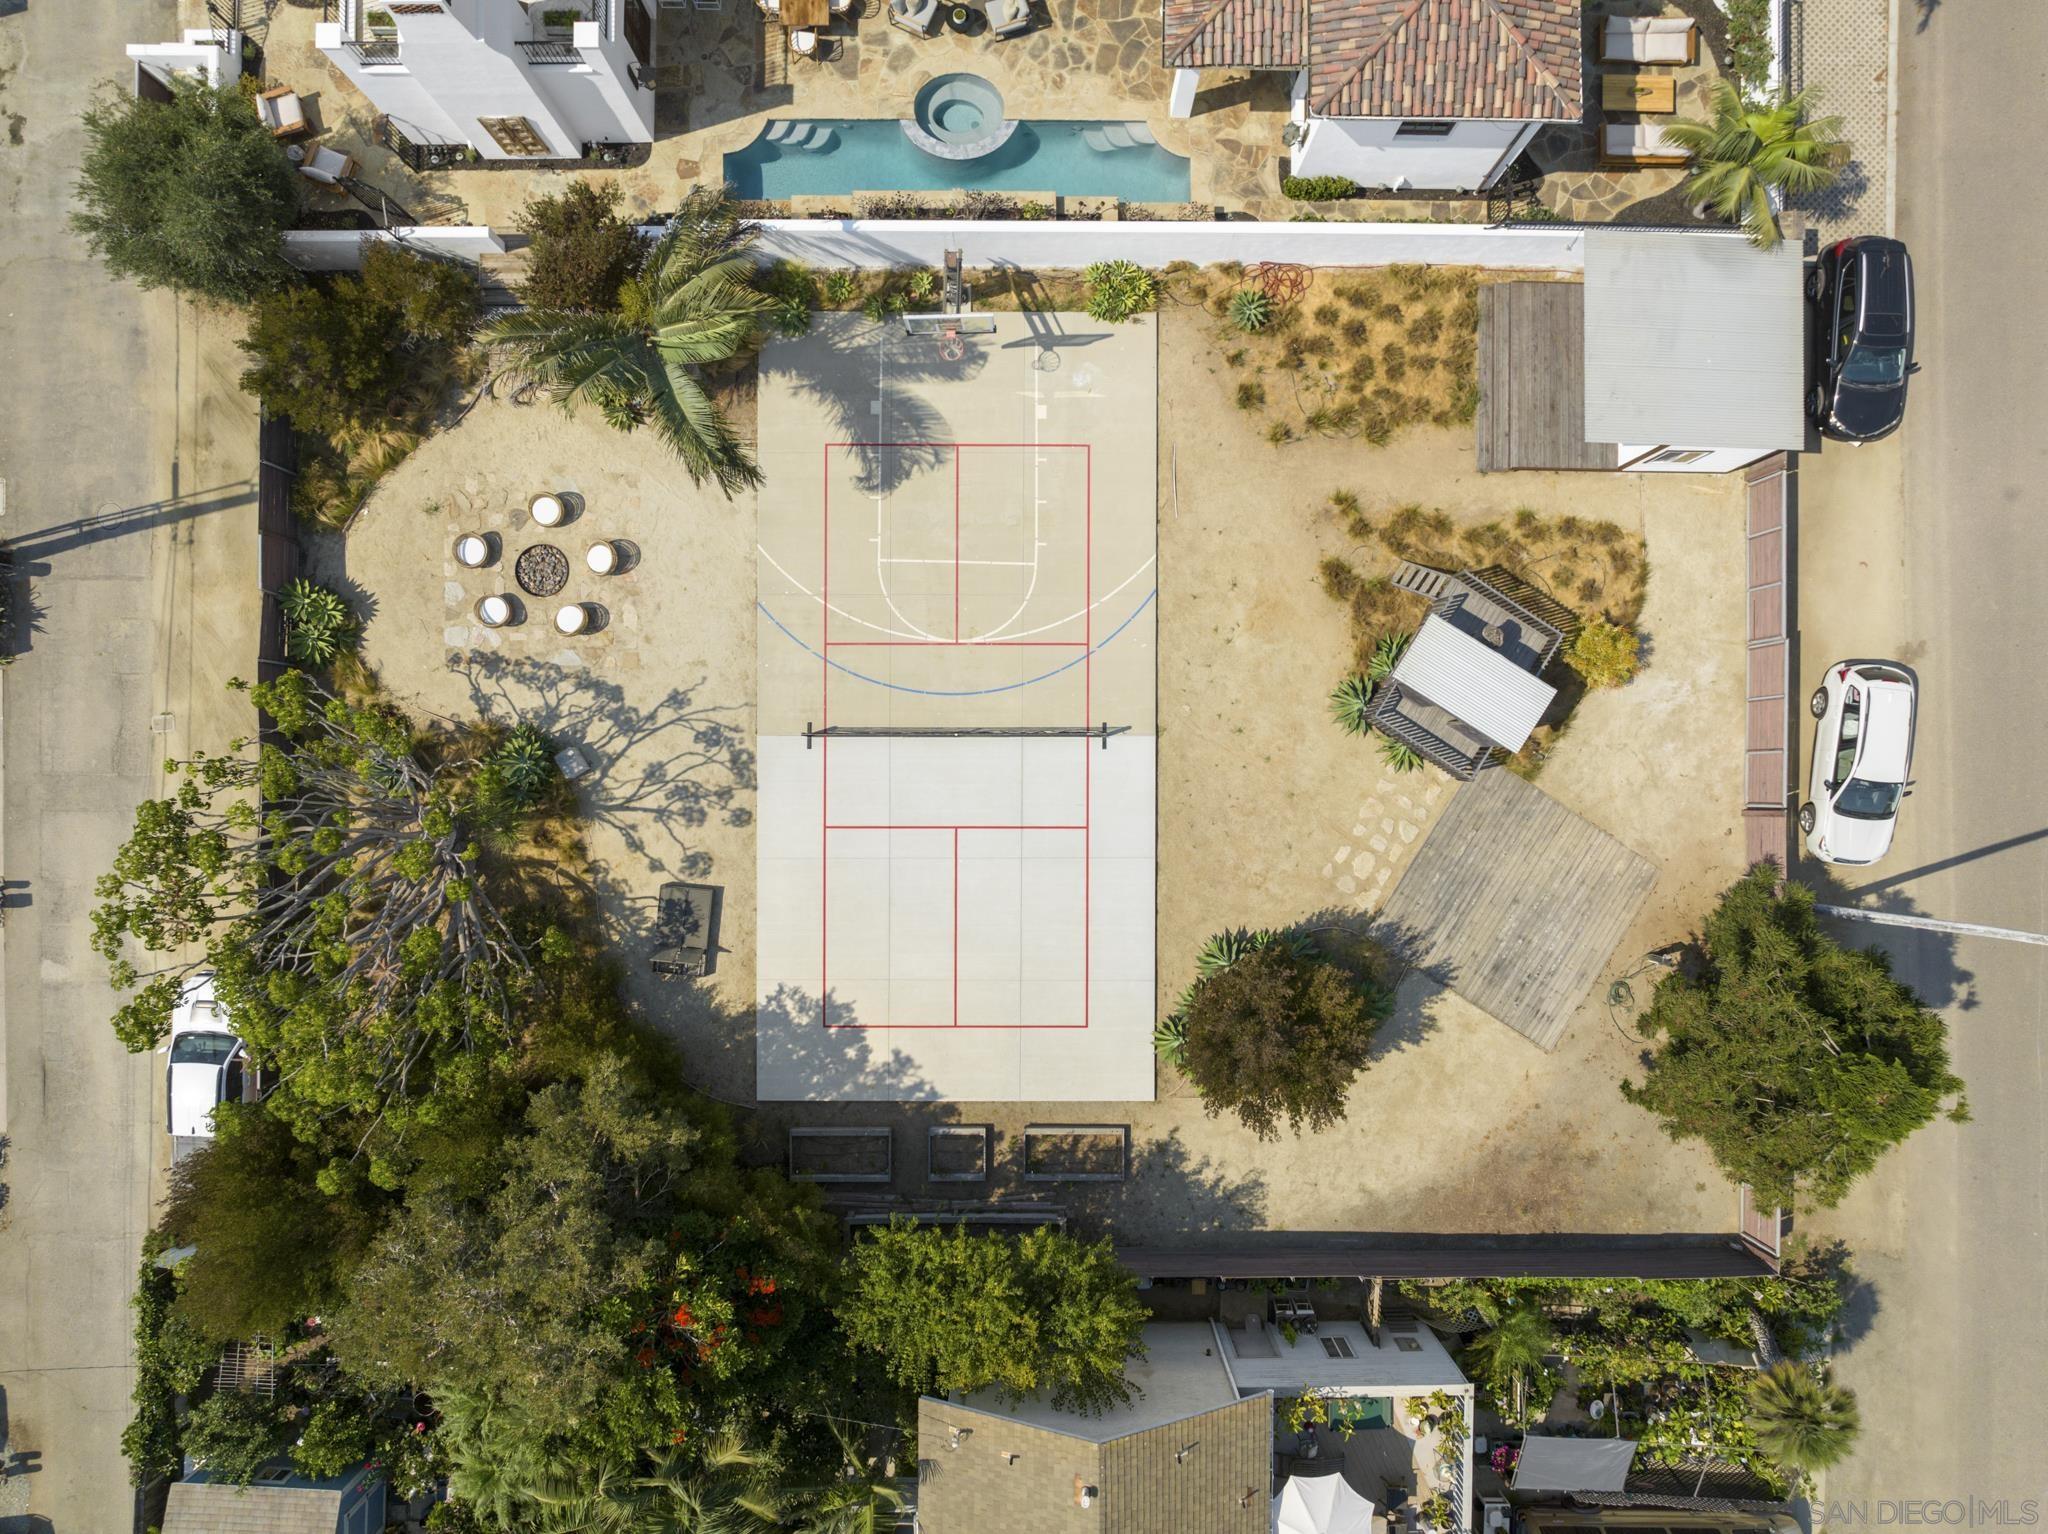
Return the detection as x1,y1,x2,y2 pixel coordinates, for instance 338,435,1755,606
753,312,1159,1101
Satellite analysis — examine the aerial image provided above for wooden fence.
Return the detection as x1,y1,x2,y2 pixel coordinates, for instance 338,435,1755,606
1743,455,1794,870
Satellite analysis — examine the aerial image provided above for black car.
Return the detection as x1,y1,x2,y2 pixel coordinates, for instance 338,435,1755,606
1807,235,1915,442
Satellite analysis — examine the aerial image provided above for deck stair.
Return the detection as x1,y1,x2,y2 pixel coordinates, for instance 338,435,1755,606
1391,559,1454,604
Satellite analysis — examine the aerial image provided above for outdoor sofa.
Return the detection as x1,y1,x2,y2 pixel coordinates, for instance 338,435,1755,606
1601,123,1691,168
297,145,357,185
986,0,1031,36
256,86,306,138
1601,15,1698,64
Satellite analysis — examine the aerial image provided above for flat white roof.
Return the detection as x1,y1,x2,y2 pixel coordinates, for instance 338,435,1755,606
951,1323,1240,1443
1583,230,1806,450
1219,1318,1469,1394
1391,614,1554,752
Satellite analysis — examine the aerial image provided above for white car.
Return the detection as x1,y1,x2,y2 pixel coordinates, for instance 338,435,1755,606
166,974,251,1139
1800,660,1917,866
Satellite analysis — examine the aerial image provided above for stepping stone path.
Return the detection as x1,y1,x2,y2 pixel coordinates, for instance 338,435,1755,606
1321,774,1451,912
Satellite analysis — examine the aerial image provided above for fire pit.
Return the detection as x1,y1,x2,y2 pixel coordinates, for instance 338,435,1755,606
515,543,570,597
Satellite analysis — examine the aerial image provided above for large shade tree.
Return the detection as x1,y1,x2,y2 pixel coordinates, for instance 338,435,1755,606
91,670,533,1171
1623,865,1967,1208
1661,82,1846,249
485,188,775,495
328,1055,838,1455
1176,929,1393,1139
838,1219,1147,1415
73,80,300,304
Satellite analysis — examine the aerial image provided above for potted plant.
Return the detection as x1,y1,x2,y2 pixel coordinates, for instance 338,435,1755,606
541,6,584,35
365,8,398,34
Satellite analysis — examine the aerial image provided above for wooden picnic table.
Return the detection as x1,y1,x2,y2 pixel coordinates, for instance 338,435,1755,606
780,0,830,28
1601,73,1677,114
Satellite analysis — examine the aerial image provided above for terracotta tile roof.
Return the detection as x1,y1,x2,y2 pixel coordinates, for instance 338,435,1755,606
1163,0,1308,69
1163,0,1582,121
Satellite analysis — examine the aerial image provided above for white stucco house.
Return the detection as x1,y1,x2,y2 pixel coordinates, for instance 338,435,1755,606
126,29,243,99
315,0,657,162
1162,0,1583,194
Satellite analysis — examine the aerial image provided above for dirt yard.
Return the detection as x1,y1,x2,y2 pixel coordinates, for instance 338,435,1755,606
332,310,1755,1246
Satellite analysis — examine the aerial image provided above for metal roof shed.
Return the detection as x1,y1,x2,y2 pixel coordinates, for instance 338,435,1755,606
1389,613,1556,754
1582,231,1806,452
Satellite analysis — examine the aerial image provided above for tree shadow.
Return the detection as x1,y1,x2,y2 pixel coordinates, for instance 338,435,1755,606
1062,1128,1269,1242
757,314,987,496
449,651,755,917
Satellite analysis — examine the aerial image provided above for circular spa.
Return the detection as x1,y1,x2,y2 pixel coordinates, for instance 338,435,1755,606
905,73,1018,160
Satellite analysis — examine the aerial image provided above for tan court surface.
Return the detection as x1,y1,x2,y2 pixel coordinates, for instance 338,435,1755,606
754,314,1158,1102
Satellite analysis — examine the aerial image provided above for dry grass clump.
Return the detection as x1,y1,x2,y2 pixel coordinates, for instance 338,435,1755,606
1198,264,1486,449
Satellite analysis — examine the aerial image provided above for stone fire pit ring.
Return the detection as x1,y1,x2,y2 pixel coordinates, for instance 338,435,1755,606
515,543,571,597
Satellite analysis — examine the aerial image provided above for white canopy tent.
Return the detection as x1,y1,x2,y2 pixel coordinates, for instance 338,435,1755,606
1511,1435,1639,1493
1273,1473,1377,1534
1389,612,1557,753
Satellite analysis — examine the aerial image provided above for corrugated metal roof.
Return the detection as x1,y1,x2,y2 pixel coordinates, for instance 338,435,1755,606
1582,231,1806,450
1390,614,1554,751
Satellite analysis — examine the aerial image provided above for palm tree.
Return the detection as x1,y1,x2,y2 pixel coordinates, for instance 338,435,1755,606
613,1433,785,1534
437,1390,555,1530
1660,82,1846,249
786,1422,908,1534
486,188,777,496
1748,1361,1860,1472
1463,1305,1554,1390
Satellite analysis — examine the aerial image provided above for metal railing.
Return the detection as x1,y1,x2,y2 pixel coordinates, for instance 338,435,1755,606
348,37,402,62
517,38,584,63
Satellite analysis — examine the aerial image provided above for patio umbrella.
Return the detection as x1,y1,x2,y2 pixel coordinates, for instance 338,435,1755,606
1273,1473,1377,1534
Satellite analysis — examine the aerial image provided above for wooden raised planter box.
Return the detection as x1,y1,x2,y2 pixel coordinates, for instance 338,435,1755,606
1021,1124,1129,1183
927,1125,991,1183
787,1126,893,1183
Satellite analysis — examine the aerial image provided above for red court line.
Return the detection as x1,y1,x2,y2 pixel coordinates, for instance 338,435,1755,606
819,439,1098,1033
827,824,1087,832
824,640,1088,648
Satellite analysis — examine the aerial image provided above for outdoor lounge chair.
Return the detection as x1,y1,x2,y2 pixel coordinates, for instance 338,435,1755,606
889,0,939,35
985,0,1031,36
1601,122,1690,167
297,145,357,185
256,86,307,138
1601,15,1697,65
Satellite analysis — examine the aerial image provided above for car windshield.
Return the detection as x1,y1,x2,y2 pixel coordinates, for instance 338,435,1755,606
1836,778,1903,820
170,1031,238,1065
1842,344,1908,388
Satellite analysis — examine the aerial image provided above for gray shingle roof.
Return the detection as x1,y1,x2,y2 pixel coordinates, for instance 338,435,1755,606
163,1481,344,1534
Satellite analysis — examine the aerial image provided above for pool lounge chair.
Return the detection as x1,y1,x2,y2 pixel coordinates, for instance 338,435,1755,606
889,0,939,35
985,0,1031,36
1601,15,1698,65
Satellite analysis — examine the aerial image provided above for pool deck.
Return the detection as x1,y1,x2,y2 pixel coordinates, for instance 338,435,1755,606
248,0,1483,228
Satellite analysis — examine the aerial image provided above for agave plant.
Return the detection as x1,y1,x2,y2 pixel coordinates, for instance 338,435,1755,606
276,578,358,668
494,722,557,805
1377,733,1424,774
1367,630,1411,683
1229,287,1273,333
1659,81,1846,249
1153,1012,1190,1069
1330,673,1374,735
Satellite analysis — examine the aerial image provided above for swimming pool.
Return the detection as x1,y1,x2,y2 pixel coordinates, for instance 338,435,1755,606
724,117,1191,203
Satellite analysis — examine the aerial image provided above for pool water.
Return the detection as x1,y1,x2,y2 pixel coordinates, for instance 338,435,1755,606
724,118,1192,203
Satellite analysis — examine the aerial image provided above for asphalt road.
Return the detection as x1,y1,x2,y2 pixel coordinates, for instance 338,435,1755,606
0,0,182,1528
1796,0,2048,1515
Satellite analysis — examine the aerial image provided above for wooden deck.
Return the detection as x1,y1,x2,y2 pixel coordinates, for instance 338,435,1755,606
1476,283,1621,473
1379,770,1657,1050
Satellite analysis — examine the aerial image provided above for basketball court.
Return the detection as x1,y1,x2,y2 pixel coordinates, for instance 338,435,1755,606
754,311,1158,1102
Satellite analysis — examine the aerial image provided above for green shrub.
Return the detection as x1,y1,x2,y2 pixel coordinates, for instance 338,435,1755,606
277,578,359,668
1725,0,1776,99
1083,260,1156,323
757,259,816,337
1229,288,1273,332
291,1399,377,1480
822,270,858,306
119,1249,215,1484
1235,379,1265,410
1566,619,1639,688
183,1389,292,1486
1282,175,1361,202
907,267,939,302
515,181,646,312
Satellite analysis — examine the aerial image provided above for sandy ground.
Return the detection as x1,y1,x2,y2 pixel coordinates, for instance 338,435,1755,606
337,307,1753,1243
